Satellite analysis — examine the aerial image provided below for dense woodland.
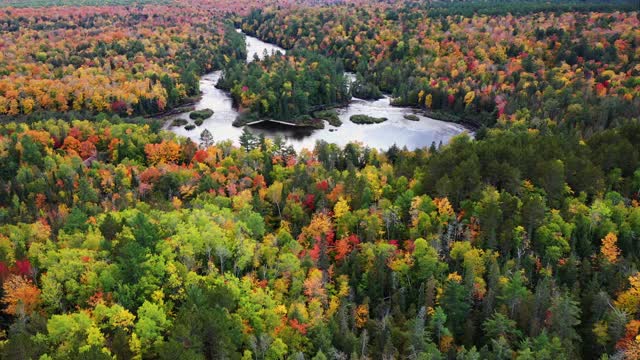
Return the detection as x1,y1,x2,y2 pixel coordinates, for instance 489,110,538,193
242,4,640,132
218,50,349,125
0,0,640,360
1,116,640,359
0,6,245,119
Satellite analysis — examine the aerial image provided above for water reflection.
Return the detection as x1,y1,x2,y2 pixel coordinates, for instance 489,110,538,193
165,31,470,151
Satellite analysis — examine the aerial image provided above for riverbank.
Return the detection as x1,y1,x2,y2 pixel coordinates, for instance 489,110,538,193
385,94,481,131
148,96,200,121
419,109,483,131
242,119,323,128
232,104,347,129
233,114,325,129
165,32,470,151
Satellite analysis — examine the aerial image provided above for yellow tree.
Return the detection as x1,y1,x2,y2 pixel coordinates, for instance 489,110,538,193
601,232,621,263
21,97,35,114
2,274,41,317
145,141,182,165
267,181,284,218
464,91,475,107
616,273,640,316
355,303,369,329
425,93,433,109
299,213,333,247
333,197,350,220
304,268,326,303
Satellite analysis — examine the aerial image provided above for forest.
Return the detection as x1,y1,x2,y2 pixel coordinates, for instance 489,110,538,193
0,0,639,359
0,6,245,120
241,3,640,132
1,114,640,360
218,50,349,126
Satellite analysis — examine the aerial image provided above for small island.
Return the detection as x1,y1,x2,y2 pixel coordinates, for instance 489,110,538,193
403,114,419,121
171,118,188,127
189,108,214,125
350,114,388,124
219,49,349,128
313,109,342,127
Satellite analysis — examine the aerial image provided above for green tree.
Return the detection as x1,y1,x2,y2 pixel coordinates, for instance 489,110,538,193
134,301,170,355
500,271,529,317
239,127,257,152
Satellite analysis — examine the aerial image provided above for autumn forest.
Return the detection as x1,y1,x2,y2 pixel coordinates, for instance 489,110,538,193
1,0,640,360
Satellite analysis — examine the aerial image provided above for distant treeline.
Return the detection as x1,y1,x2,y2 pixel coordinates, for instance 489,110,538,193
415,0,638,17
0,0,168,7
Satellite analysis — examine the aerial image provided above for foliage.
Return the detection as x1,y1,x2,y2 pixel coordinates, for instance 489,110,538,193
242,3,640,131
219,50,349,124
0,1,640,359
0,117,637,358
0,0,167,6
0,7,245,118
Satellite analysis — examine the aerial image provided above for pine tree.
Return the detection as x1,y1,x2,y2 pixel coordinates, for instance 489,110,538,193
239,127,257,152
200,129,214,148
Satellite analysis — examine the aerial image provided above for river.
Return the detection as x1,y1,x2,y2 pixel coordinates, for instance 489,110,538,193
165,31,470,151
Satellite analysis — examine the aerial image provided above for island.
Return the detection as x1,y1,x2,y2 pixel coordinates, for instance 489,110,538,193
350,114,388,124
189,108,214,126
218,49,350,128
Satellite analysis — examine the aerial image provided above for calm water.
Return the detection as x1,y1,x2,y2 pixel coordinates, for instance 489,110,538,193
240,28,286,63
165,31,470,151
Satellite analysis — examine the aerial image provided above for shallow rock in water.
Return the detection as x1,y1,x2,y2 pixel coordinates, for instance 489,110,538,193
184,124,196,131
172,118,188,127
404,114,419,121
189,108,214,121
350,114,388,124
